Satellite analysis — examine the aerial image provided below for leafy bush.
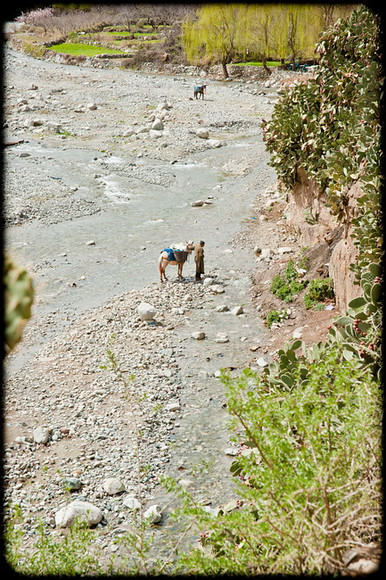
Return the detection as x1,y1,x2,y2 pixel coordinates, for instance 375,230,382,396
266,309,289,328
328,262,382,378
270,259,308,302
5,507,102,575
304,277,334,309
167,342,381,575
3,254,34,354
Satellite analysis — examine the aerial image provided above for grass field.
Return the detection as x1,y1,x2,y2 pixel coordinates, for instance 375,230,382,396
233,61,281,67
47,43,125,56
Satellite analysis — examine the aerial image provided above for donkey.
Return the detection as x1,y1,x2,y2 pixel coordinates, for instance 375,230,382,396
158,243,194,282
194,85,207,100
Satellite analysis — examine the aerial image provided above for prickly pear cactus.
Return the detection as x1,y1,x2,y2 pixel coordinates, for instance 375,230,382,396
4,254,34,354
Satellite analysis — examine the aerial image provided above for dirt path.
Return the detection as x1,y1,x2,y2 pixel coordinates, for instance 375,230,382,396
4,47,322,567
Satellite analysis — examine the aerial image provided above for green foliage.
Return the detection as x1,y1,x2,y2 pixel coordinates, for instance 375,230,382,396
5,507,101,575
270,259,308,302
168,343,381,575
47,42,124,56
182,4,353,72
266,309,289,328
304,277,334,309
328,263,382,377
3,254,34,354
182,4,247,76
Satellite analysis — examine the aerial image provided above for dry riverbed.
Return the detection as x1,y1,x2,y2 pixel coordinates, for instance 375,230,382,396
3,46,334,568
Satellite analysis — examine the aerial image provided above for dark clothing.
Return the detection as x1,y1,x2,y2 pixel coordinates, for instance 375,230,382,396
194,243,205,278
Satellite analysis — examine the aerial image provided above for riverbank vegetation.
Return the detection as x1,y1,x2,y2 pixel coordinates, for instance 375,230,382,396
13,3,357,74
182,3,357,77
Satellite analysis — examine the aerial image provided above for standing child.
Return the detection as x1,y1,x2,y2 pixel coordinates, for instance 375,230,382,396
194,240,205,280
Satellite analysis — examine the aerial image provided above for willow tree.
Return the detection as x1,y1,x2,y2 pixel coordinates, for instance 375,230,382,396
268,4,317,65
244,4,277,73
182,3,248,77
182,3,356,75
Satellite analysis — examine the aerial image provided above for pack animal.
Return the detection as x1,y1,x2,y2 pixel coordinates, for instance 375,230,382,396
158,243,194,282
194,84,207,100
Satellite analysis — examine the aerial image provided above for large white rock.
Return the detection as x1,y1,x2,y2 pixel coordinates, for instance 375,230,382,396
196,128,209,139
202,277,214,286
103,477,125,495
137,302,156,321
261,248,273,258
215,332,229,343
211,285,225,294
55,500,103,528
191,331,205,340
215,304,229,312
33,426,51,444
277,246,293,254
123,496,141,510
144,504,162,524
151,118,164,131
256,357,268,367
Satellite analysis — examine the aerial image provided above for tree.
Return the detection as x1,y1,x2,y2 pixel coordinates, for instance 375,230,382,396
182,3,357,74
182,4,249,78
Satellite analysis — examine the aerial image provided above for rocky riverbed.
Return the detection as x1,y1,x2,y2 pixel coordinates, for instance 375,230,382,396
3,45,333,570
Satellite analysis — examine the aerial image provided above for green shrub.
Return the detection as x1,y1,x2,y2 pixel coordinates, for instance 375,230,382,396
304,277,334,309
5,508,102,575
270,259,308,303
21,42,47,58
266,309,289,328
168,343,381,575
47,42,124,56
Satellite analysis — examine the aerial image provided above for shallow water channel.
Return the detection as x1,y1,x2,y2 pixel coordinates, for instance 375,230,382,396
6,134,274,370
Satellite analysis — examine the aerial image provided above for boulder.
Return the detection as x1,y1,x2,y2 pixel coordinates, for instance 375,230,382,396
33,426,51,445
137,302,156,321
231,305,244,316
144,504,162,524
203,277,214,286
256,357,268,367
151,118,164,131
211,285,225,294
165,401,180,412
149,130,162,139
60,477,82,492
215,304,229,312
196,128,209,139
123,496,141,510
55,500,103,528
215,332,229,343
191,331,205,340
103,477,125,495
207,139,222,148
261,248,273,258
